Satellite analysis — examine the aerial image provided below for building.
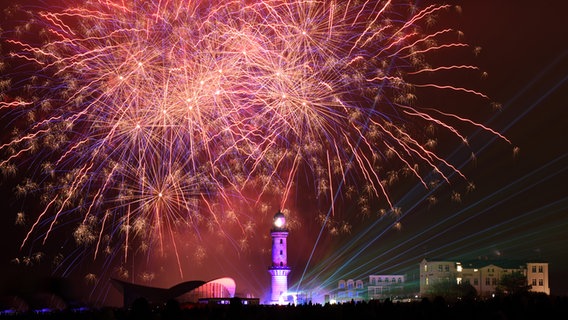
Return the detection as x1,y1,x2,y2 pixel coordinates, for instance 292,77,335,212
334,274,407,303
268,211,292,304
419,259,458,297
111,277,236,308
367,275,406,300
419,258,550,298
526,262,550,295
335,279,365,303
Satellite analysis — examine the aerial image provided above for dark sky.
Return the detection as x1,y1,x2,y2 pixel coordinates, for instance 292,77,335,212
0,0,567,307
400,0,568,294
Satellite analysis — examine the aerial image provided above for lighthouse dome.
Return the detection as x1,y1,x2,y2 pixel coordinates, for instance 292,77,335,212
273,211,286,229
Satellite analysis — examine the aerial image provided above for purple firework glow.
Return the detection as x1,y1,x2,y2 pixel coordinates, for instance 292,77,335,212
0,0,514,303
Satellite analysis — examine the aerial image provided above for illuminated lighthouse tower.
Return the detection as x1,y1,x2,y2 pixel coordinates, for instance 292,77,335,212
268,211,291,304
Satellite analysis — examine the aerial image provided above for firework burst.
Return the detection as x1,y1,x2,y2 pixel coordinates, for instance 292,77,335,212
1,0,510,283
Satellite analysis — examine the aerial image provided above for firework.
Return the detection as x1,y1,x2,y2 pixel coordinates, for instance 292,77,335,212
1,0,509,281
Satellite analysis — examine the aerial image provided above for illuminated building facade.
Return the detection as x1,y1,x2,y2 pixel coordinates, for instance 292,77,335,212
333,275,406,303
268,211,291,304
335,279,365,303
367,275,406,300
526,262,551,295
111,277,236,308
419,258,550,297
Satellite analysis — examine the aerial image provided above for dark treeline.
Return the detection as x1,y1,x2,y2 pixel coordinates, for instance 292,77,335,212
2,293,568,320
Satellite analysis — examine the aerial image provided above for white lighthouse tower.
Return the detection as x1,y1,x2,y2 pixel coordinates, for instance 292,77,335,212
268,211,291,304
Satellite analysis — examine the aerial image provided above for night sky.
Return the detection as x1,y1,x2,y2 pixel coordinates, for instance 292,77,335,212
0,0,567,308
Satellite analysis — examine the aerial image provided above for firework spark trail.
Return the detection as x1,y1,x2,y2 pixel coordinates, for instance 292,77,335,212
1,0,510,280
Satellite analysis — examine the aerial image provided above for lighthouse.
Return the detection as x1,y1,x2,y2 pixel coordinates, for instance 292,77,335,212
268,211,291,304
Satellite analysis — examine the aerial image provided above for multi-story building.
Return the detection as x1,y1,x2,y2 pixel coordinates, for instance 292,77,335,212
419,258,550,298
526,262,550,295
336,279,365,303
419,259,458,297
367,275,406,300
335,274,406,303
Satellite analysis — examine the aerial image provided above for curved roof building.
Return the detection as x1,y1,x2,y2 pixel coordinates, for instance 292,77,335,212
111,277,236,308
